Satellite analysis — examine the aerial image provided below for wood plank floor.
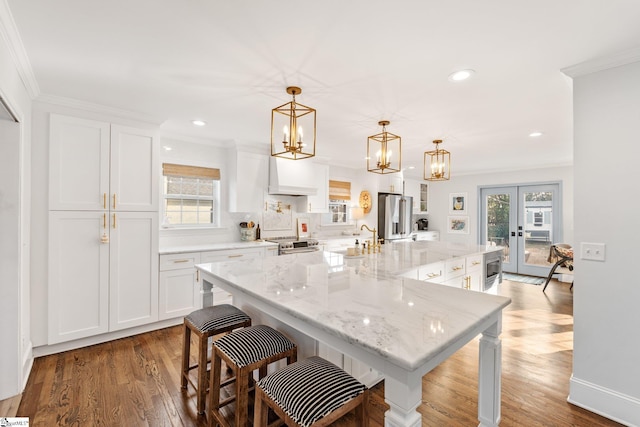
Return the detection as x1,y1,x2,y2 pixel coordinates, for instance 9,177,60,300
17,279,623,426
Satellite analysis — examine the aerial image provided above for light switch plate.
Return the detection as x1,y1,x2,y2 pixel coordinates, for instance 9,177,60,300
580,242,606,261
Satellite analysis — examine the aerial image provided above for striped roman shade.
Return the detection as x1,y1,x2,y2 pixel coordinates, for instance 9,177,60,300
329,180,351,200
162,163,220,180
256,356,367,427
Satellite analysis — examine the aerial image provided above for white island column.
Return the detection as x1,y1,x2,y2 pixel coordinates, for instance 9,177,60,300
478,318,503,427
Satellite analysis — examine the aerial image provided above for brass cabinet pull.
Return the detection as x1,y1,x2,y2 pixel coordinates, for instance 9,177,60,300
103,213,106,229
112,213,116,229
308,203,312,212
196,270,200,282
426,272,442,278
103,193,107,209
265,202,268,211
452,265,463,271
227,254,243,258
472,261,481,266
113,193,117,209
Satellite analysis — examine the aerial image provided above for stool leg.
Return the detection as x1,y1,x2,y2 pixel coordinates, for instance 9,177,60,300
235,368,250,427
181,323,191,389
209,351,223,427
197,331,208,414
357,389,370,427
253,387,268,427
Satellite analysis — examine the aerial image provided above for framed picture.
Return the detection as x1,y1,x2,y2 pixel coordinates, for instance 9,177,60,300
447,216,469,234
297,217,310,238
448,192,467,214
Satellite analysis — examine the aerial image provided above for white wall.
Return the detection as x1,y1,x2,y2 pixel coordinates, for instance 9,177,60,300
419,166,573,245
568,59,640,424
0,5,34,398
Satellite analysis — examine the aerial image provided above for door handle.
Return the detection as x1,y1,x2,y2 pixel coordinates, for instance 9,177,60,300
511,231,516,237
518,232,523,237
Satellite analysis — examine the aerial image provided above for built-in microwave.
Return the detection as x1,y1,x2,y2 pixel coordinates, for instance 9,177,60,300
484,251,502,291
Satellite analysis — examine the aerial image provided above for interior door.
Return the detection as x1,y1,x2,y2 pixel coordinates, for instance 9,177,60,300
480,183,561,276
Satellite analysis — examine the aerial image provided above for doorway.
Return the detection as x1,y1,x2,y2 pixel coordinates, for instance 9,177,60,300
480,183,562,277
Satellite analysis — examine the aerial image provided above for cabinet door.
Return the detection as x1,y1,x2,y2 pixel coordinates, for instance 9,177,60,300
228,151,268,212
264,246,279,257
307,163,329,213
159,269,199,320
110,125,159,211
109,212,159,331
200,247,264,263
49,114,110,211
48,211,109,344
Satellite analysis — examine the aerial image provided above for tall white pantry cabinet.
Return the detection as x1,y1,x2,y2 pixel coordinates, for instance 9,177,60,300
48,114,159,344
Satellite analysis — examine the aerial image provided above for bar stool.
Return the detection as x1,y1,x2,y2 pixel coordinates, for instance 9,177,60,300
254,356,369,427
181,304,252,415
209,324,297,427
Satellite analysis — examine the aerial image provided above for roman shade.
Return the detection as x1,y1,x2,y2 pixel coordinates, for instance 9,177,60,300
162,163,220,180
329,180,351,200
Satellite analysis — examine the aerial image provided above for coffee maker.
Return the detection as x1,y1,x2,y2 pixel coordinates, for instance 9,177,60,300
416,218,429,230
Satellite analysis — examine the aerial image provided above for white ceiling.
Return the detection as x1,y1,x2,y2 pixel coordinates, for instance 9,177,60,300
7,0,640,177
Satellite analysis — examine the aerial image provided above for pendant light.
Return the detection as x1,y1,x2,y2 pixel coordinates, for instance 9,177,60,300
367,120,401,174
424,139,451,181
271,86,316,160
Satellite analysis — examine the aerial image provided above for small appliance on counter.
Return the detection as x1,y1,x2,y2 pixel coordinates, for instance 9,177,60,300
416,218,429,230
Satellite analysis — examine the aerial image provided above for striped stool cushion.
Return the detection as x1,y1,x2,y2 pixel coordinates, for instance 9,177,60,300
185,304,250,333
256,356,367,427
214,325,296,368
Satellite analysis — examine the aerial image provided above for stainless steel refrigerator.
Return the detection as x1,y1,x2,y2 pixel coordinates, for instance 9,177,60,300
378,192,413,242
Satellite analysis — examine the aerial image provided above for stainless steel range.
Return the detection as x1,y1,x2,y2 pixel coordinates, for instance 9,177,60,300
266,236,320,255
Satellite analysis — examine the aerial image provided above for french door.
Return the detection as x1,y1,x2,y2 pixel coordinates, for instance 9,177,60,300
480,183,561,276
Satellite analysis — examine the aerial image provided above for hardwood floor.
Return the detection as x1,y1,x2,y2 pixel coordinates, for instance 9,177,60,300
17,279,622,426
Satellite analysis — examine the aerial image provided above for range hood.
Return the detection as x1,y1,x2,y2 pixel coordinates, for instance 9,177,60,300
268,157,318,196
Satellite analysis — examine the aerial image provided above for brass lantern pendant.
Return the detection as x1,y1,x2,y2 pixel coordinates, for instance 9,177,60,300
271,86,316,160
367,120,401,174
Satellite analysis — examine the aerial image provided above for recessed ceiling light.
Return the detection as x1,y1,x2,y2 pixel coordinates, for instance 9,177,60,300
448,69,475,82
408,166,415,170
529,131,543,137
162,146,172,151
192,120,206,126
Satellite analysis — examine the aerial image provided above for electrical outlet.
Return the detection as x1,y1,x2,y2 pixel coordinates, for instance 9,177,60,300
580,242,606,261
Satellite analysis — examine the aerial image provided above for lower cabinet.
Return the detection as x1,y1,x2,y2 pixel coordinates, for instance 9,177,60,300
48,211,158,344
158,253,201,320
317,342,382,388
464,254,484,291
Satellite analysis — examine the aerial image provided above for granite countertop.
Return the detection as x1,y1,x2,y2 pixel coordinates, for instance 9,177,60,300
159,240,278,255
196,244,510,371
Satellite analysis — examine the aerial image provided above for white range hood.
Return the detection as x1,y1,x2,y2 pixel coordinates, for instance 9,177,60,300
268,157,318,196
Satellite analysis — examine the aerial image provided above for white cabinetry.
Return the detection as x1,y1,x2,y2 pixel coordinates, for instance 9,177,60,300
48,211,109,343
443,257,466,288
228,150,268,212
306,163,329,213
159,253,201,321
49,115,158,211
463,254,484,292
413,231,439,241
48,114,159,344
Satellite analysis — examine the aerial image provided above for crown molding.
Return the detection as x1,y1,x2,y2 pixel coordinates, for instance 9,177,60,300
0,1,40,99
36,93,166,125
562,46,640,78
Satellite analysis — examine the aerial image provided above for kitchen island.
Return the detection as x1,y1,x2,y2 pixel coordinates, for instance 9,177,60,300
196,242,510,427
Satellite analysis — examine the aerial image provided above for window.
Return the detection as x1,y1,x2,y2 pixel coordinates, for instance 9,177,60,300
162,163,220,227
322,180,351,225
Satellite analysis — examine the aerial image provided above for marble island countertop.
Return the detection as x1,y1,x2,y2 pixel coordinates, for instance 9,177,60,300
196,244,510,371
159,240,278,255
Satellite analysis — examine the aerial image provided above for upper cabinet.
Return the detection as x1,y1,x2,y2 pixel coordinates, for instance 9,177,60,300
404,178,429,214
306,163,329,213
49,114,158,212
228,149,268,212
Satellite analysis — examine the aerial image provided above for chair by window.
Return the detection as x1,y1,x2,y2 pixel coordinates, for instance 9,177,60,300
543,243,573,292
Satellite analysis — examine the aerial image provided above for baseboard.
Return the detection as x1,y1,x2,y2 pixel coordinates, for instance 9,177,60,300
568,374,640,426
33,318,183,358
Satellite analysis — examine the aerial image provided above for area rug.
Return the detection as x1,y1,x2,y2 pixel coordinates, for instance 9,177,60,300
502,272,545,285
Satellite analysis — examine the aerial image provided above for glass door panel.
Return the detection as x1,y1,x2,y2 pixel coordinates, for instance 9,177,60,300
481,183,561,277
